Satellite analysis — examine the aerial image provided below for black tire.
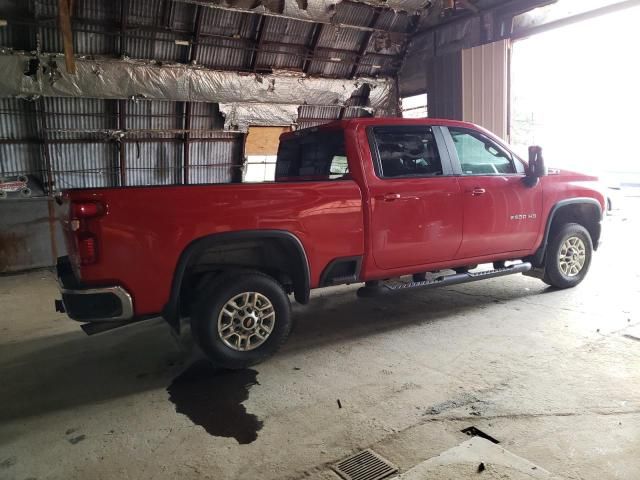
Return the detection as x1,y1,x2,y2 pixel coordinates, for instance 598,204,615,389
190,271,292,369
454,265,477,274
542,223,593,289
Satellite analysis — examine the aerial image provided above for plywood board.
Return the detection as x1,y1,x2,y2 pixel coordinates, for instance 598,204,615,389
245,126,291,156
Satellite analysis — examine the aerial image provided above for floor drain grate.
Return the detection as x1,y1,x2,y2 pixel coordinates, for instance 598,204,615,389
331,449,398,480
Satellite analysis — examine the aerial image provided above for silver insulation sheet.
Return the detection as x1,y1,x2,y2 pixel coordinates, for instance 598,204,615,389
219,103,300,130
173,0,341,23
0,53,393,110
174,0,431,21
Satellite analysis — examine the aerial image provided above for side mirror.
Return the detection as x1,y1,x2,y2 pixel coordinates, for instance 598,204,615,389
524,145,547,187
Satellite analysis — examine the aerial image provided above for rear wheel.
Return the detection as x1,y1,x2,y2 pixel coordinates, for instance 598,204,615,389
191,271,292,369
543,223,592,289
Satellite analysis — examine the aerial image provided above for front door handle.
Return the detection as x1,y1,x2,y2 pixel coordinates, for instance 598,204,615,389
469,188,486,196
382,192,401,202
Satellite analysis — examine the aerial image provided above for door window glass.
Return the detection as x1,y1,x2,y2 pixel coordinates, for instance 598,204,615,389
449,127,515,175
372,127,443,178
275,130,348,181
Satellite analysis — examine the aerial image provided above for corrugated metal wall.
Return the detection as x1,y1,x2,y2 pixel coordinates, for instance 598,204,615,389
403,40,509,137
461,40,509,140
1,98,242,191
0,97,242,272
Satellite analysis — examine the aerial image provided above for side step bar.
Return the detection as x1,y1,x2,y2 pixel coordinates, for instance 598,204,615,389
357,262,532,297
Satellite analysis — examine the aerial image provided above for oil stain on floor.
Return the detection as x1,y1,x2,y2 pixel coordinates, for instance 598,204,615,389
167,360,263,444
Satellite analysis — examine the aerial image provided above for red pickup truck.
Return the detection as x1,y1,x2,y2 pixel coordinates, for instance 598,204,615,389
55,118,605,368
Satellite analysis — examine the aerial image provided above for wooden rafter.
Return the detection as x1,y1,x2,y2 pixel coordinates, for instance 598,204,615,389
58,0,75,74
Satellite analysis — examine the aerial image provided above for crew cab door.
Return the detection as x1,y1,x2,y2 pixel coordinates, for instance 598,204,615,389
442,126,543,258
367,125,463,269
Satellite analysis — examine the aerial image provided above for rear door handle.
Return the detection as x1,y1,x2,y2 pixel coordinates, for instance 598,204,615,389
469,188,486,196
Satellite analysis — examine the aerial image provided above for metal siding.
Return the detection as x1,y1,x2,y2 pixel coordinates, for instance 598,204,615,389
127,100,181,135
0,98,38,139
48,141,117,189
74,24,118,56
44,98,114,131
189,102,224,130
299,105,341,120
0,23,35,51
126,31,185,62
200,9,253,36
170,2,197,31
256,17,312,70
375,10,413,33
39,24,62,53
461,40,509,139
195,10,257,69
189,139,241,184
332,2,376,27
0,98,42,182
126,141,183,186
74,0,120,21
0,143,43,179
196,39,252,70
127,0,164,26
307,23,364,76
32,0,57,18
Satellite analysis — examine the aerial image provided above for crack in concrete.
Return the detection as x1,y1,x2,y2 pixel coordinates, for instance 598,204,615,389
423,408,640,423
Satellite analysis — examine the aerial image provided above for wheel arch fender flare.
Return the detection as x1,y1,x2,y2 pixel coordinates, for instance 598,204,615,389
533,197,602,266
162,230,311,331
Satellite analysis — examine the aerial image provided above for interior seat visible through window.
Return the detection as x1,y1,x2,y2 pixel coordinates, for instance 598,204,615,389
373,127,443,178
275,130,349,181
448,127,516,175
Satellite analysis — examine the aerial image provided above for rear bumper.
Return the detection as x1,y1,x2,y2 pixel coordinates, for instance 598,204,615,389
56,256,134,322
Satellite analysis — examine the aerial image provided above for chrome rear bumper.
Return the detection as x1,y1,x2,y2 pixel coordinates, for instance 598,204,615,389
55,257,134,322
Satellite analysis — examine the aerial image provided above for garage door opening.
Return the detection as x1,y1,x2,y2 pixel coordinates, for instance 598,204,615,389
510,4,640,186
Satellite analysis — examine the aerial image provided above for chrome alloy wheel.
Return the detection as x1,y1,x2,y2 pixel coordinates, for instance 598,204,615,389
217,292,275,351
558,236,587,277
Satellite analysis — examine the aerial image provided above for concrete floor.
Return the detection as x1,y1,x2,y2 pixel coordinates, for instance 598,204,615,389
1,199,639,480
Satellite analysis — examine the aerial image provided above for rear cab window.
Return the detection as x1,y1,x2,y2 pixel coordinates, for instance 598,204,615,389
275,129,349,182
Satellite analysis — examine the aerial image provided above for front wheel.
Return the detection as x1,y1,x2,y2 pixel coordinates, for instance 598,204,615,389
543,223,593,289
191,271,293,369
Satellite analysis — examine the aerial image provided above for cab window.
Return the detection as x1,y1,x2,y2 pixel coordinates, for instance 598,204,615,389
275,130,348,181
371,126,443,178
449,127,516,175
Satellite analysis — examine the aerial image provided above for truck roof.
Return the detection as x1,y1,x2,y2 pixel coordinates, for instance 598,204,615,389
280,117,484,141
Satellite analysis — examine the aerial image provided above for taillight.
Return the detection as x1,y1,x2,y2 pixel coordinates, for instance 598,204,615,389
72,202,105,218
70,201,105,265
